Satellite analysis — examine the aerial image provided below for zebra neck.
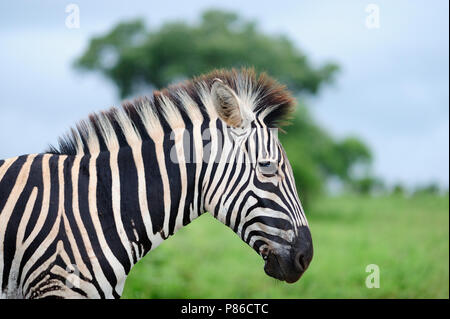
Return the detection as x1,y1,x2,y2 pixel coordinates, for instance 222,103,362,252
199,120,246,226
85,132,206,267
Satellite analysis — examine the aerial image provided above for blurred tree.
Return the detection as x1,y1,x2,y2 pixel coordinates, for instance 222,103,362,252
75,10,338,97
392,183,406,196
280,105,373,203
75,9,375,206
413,183,442,197
349,176,384,195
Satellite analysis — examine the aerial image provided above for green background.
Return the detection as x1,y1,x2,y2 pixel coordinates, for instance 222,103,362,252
123,194,449,298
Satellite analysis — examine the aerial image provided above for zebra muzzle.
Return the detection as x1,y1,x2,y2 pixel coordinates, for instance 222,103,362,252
263,226,313,283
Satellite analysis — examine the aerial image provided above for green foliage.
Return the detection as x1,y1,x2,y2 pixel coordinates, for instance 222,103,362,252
75,9,376,205
413,183,442,196
349,176,384,195
392,183,406,196
122,194,449,298
280,105,373,202
75,9,338,97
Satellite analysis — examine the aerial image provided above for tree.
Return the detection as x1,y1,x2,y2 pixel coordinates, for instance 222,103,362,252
280,104,373,203
75,10,338,97
392,183,406,196
413,183,442,197
75,9,374,206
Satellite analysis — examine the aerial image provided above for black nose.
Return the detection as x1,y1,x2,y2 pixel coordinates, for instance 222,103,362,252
292,226,313,273
294,251,309,272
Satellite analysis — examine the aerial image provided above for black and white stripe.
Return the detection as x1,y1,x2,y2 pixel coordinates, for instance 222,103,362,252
0,68,312,298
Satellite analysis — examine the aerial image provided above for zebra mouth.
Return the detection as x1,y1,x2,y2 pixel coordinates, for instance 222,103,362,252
263,251,304,283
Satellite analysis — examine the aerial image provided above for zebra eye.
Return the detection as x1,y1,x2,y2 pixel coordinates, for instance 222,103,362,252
258,160,278,175
259,161,271,168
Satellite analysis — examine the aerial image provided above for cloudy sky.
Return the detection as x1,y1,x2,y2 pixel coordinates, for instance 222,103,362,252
0,0,448,188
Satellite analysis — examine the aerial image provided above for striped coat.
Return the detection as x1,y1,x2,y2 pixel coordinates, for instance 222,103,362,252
0,69,313,298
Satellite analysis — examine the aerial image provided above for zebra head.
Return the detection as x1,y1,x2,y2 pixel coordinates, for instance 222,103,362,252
204,74,313,283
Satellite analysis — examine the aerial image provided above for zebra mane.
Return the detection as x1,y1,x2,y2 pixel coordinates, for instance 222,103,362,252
47,68,295,155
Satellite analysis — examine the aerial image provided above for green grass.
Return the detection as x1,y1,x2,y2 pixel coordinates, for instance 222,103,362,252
122,194,449,298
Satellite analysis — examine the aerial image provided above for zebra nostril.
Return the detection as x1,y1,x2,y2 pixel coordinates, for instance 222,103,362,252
294,252,307,272
292,226,313,274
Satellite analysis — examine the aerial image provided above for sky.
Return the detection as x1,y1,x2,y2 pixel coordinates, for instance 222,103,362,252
0,0,448,189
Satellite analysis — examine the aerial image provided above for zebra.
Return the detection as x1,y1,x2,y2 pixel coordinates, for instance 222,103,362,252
0,68,313,299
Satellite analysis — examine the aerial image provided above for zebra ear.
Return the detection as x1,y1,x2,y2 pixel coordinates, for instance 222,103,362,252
211,79,250,128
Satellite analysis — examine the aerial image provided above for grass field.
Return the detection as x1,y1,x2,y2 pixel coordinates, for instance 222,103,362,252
122,194,449,298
